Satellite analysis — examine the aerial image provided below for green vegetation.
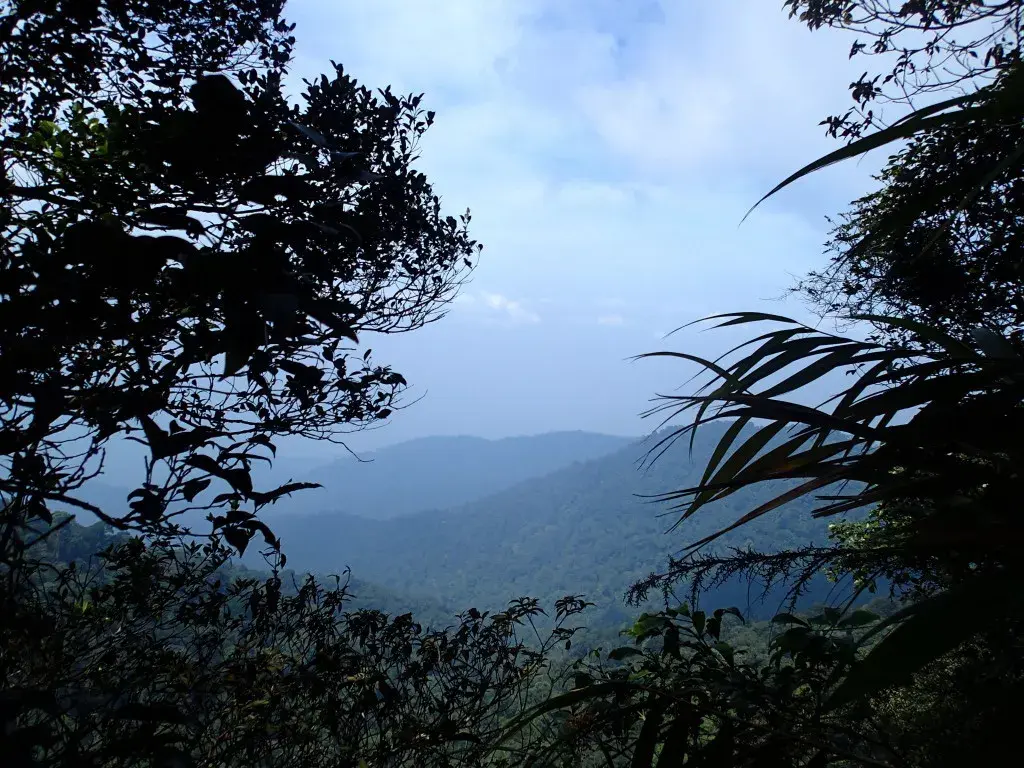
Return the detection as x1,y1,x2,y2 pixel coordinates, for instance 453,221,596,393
3,0,1023,766
270,431,634,519
7,513,588,766
262,425,831,621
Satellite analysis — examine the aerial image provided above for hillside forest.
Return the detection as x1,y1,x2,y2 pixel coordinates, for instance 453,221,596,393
2,1,1023,767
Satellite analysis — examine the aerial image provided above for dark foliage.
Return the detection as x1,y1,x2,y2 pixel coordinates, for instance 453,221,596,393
0,0,478,566
2,524,589,767
796,65,1024,341
785,0,1021,142
1,4,490,766
780,1,1024,342
4,1,1023,766
516,3,1024,765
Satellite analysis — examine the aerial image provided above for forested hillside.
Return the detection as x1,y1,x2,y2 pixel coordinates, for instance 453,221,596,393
38,514,458,629
273,431,633,519
263,424,833,621
63,431,633,527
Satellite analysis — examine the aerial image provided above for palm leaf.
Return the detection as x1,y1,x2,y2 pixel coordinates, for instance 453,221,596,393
744,101,993,220
826,569,1022,710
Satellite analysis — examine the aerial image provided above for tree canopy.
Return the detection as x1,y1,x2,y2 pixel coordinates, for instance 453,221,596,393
783,0,1024,341
0,0,479,567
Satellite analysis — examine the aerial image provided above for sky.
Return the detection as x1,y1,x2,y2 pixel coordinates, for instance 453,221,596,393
271,1,883,457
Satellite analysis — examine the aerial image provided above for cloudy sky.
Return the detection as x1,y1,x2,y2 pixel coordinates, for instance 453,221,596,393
280,0,883,454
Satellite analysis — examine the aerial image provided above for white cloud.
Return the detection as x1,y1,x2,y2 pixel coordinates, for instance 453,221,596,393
457,291,541,325
483,292,540,324
597,314,625,326
281,0,883,442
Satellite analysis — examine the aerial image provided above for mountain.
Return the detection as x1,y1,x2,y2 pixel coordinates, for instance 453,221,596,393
61,431,631,527
39,513,459,631
263,425,836,624
271,431,634,519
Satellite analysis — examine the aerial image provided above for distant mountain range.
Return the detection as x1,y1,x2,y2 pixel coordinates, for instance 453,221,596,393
65,430,632,523
272,431,635,519
261,425,836,624
66,427,846,631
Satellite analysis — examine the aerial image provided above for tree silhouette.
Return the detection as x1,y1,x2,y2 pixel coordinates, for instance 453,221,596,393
0,0,479,568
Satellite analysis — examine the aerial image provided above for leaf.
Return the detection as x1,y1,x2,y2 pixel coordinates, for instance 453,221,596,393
129,489,164,521
734,337,863,394
635,350,747,394
838,609,879,629
223,468,253,495
691,610,706,636
137,414,169,459
971,327,1019,360
772,626,812,653
733,436,856,488
744,100,991,219
758,347,888,400
691,421,787,512
849,314,976,358
680,475,838,551
887,90,981,128
186,454,223,477
703,311,802,328
181,477,211,502
608,646,644,661
714,606,745,623
251,482,321,507
826,570,1022,710
33,502,53,526
288,120,330,147
223,346,251,377
249,434,277,456
713,641,736,664
699,393,881,443
663,624,681,658
222,526,251,557
697,416,751,493
844,370,993,422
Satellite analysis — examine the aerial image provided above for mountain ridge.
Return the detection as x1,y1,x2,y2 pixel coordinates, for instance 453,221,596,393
274,430,635,519
264,424,834,621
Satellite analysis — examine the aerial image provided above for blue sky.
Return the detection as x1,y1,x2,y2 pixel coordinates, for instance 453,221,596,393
276,0,881,455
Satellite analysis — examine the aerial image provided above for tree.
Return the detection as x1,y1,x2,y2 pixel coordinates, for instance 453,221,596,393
779,1,1024,342
2,518,590,767
0,0,479,569
1,6,495,763
510,3,1024,765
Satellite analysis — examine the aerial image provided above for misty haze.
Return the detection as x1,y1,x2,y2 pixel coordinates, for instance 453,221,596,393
3,2,1021,767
